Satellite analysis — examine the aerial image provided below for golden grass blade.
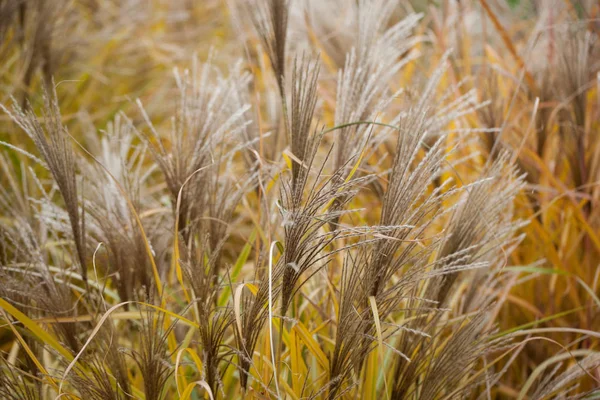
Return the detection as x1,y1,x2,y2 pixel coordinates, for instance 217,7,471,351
181,380,214,400
0,309,61,392
293,321,329,372
175,347,205,398
219,230,256,306
369,295,389,399
0,298,73,361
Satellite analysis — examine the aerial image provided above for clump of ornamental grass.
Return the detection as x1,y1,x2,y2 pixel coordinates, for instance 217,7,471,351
444,0,600,395
1,0,599,399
